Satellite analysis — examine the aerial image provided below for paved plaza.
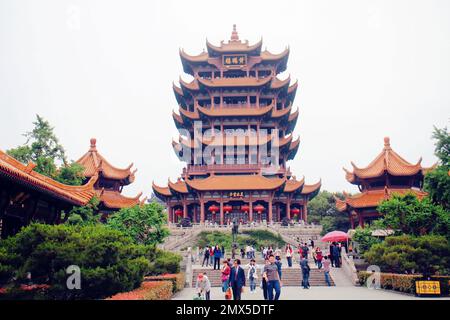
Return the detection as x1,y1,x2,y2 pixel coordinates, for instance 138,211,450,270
173,285,448,300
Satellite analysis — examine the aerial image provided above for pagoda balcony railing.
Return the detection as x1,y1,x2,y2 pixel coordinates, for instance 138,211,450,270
183,164,290,175
198,103,262,109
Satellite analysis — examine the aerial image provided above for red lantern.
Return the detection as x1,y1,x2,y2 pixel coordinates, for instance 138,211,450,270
223,205,232,213
254,204,265,214
240,205,250,213
208,205,219,213
291,208,300,215
174,209,183,216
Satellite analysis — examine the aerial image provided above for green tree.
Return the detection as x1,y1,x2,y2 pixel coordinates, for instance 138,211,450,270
66,197,101,226
6,115,84,185
377,193,449,237
424,126,450,209
352,226,381,254
107,202,169,246
308,191,350,234
0,223,151,299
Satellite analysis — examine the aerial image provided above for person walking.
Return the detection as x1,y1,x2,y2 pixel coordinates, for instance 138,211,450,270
228,259,246,300
263,254,282,300
300,256,310,289
240,248,245,259
195,273,211,300
221,260,231,292
247,259,258,293
275,253,283,280
202,246,210,267
323,256,332,286
316,248,323,269
332,242,340,268
311,239,315,249
329,243,335,267
221,245,225,259
301,243,309,260
231,246,236,260
285,244,293,267
261,258,269,300
209,246,214,265
213,245,222,270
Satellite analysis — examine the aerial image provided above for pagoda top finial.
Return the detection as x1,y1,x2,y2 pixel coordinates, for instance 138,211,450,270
230,24,239,41
90,138,97,151
384,136,390,148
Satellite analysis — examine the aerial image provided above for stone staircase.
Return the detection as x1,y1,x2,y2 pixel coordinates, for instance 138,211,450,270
192,266,335,287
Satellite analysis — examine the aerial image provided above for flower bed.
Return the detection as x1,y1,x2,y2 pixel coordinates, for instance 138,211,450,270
144,273,185,293
107,281,173,300
358,272,450,295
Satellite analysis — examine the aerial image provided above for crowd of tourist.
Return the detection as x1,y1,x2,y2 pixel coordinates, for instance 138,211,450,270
195,240,344,300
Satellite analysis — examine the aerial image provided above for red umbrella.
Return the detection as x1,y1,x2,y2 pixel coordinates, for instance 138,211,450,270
321,231,349,242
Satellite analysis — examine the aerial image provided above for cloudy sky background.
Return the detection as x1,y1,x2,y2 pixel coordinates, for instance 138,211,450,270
1,0,449,198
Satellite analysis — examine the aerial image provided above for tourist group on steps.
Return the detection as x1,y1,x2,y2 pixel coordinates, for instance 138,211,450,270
195,241,346,300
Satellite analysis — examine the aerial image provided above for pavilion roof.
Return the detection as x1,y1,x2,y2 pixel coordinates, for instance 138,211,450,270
335,187,428,212
301,180,322,196
169,178,190,194
97,189,143,209
344,137,436,184
197,104,274,118
152,181,172,197
283,176,305,193
186,174,286,191
176,132,294,149
197,76,272,88
206,25,262,55
0,149,96,206
179,46,289,64
76,138,136,184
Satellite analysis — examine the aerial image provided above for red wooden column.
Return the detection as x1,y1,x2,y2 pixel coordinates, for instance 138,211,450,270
359,214,364,228
303,202,308,223
249,201,253,222
183,201,188,219
167,205,172,223
286,198,291,220
200,201,205,225
220,201,224,225
268,199,273,223
277,204,281,222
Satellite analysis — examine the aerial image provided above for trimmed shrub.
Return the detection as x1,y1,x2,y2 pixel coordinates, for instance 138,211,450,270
364,235,450,275
107,281,173,300
144,273,185,293
358,272,450,295
147,250,182,275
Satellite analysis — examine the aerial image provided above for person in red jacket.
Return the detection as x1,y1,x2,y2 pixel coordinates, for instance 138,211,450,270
316,248,323,269
221,260,231,292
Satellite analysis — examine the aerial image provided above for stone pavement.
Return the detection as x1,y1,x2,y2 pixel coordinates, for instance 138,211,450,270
172,286,449,300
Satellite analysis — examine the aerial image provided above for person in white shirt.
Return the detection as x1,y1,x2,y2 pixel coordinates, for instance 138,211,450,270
246,259,258,293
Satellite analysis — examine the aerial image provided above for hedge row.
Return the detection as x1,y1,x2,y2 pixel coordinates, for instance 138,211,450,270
107,281,173,300
144,273,185,293
358,272,450,295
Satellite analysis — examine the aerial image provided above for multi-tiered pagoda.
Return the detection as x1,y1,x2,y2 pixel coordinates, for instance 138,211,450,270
153,26,320,225
335,137,434,228
76,138,144,216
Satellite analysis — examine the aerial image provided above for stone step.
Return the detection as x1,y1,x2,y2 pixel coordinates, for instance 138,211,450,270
192,268,334,287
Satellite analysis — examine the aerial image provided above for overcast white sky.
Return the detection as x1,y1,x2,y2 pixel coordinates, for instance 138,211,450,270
1,0,449,198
